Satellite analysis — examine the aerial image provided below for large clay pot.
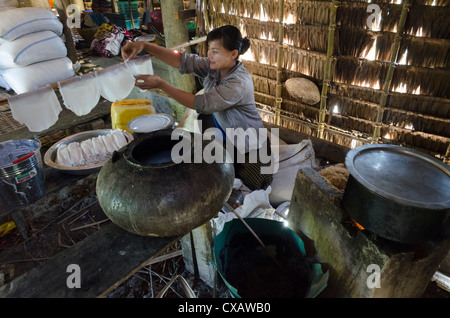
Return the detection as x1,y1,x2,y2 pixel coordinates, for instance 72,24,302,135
96,129,235,237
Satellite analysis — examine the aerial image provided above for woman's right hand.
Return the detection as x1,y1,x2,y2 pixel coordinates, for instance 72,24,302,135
121,41,146,61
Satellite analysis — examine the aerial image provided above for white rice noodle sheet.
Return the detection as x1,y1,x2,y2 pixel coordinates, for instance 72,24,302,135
58,72,100,116
96,63,135,102
8,85,62,132
125,55,154,76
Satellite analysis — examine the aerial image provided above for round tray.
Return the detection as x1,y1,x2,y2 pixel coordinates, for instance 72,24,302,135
127,113,174,133
44,129,134,175
345,144,450,210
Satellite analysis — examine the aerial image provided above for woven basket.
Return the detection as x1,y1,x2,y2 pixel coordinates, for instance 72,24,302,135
285,78,321,106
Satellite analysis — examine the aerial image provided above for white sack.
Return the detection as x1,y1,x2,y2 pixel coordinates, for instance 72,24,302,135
0,6,16,11
0,0,18,7
268,139,318,207
0,57,75,94
8,85,62,132
0,7,63,42
0,31,67,68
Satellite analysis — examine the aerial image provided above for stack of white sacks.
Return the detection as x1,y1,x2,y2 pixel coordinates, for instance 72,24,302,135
0,5,75,94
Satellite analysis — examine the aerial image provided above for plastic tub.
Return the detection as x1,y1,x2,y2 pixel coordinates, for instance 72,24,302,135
111,98,155,132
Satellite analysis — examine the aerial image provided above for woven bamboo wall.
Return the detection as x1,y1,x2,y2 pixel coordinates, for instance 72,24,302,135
196,0,450,162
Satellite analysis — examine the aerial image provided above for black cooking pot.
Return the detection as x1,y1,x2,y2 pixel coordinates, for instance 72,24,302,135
96,129,235,237
342,144,450,244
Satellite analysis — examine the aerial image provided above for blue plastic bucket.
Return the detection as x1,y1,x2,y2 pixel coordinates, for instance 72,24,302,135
213,218,328,298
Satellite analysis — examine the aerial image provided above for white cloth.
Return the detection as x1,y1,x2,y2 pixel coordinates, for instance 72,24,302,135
0,31,67,68
8,85,62,132
96,63,135,102
211,183,291,236
0,7,63,42
58,72,100,116
0,57,74,94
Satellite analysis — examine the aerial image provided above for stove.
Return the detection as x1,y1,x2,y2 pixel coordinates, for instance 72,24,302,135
287,167,450,298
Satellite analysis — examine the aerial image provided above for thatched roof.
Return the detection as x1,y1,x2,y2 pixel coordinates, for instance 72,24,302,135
197,0,450,162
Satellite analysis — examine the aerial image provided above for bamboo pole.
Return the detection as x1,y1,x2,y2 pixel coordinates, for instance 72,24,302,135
128,0,135,30
275,0,285,126
317,0,338,139
372,0,411,140
444,144,450,165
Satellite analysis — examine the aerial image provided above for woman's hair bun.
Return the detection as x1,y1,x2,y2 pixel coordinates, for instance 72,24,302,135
240,37,251,55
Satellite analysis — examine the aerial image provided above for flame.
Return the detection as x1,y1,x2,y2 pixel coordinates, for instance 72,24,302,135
354,220,365,230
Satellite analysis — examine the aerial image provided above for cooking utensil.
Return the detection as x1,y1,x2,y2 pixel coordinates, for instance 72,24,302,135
342,144,450,244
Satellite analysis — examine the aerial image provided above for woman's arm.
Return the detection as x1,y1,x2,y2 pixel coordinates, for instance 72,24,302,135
121,41,182,69
135,75,195,110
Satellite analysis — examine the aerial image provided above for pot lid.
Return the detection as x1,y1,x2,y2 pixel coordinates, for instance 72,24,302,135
127,113,174,133
345,144,450,210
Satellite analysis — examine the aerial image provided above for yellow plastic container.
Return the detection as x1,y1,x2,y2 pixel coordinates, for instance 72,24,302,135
111,99,155,132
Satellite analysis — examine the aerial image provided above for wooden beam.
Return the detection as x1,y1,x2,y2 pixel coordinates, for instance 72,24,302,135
0,221,180,298
175,9,196,20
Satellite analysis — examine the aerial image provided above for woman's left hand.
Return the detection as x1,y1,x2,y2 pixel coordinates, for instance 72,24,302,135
135,75,164,90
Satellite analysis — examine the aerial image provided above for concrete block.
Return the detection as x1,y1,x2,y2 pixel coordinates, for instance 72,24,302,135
288,167,450,298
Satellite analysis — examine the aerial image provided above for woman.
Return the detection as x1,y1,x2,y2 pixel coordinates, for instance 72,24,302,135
121,25,273,191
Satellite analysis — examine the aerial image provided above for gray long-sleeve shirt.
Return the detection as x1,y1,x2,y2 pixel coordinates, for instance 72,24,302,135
179,52,265,152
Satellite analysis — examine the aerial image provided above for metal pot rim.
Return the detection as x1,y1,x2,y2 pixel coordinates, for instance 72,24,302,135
345,144,450,210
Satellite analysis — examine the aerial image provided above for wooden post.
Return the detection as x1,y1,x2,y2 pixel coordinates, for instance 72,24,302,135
53,0,78,64
318,0,338,139
128,0,135,30
444,143,450,165
275,0,284,126
160,0,197,120
373,0,411,140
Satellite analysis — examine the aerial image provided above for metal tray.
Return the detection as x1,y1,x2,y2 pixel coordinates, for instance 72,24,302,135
127,113,174,133
345,144,450,210
44,129,134,175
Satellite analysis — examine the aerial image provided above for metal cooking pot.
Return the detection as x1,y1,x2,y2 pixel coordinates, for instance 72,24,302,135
342,144,450,244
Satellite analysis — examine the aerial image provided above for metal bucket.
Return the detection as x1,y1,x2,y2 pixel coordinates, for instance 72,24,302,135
0,139,46,206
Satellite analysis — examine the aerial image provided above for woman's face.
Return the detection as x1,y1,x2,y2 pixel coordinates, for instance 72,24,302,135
207,39,238,71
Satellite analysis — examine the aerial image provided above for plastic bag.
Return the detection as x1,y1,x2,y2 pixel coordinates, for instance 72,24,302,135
0,221,16,238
